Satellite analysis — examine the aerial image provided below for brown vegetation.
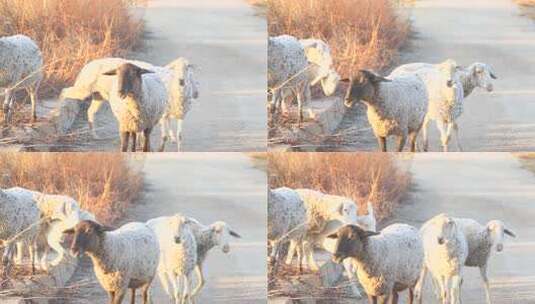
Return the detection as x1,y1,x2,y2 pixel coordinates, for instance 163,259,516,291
268,153,411,221
267,0,410,76
0,0,145,98
0,153,144,224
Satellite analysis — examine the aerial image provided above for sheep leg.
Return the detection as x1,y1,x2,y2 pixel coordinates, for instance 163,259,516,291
396,135,406,152
120,132,130,152
15,241,24,264
377,136,387,152
131,132,137,152
87,98,106,139
409,131,418,152
191,264,204,297
130,288,136,304
181,274,190,304
3,89,13,124
143,128,152,152
421,116,430,152
159,118,169,152
113,289,126,304
479,265,492,304
296,242,304,273
436,120,450,152
296,89,304,126
40,243,49,271
368,295,377,304
408,287,415,304
304,241,319,271
451,275,463,304
48,232,65,266
414,266,427,304
170,274,183,304
343,258,361,297
29,243,36,274
284,240,297,265
158,270,173,301
390,291,399,304
453,122,463,152
176,119,183,151
141,283,152,304
29,86,38,123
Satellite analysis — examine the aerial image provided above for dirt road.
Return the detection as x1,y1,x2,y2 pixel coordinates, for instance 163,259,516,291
61,0,267,152
331,0,535,152
381,153,535,303
64,153,267,303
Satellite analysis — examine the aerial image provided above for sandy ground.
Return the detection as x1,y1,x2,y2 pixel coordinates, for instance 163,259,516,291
61,153,267,303
329,0,535,152
41,0,266,152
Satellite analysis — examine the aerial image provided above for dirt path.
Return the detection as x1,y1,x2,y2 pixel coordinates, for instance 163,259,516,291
330,0,535,152
55,0,267,152
376,153,535,303
63,154,267,303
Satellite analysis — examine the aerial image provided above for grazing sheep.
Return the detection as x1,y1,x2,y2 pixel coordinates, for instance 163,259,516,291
0,187,40,275
0,35,43,124
268,35,311,124
328,224,424,304
63,220,160,304
103,63,168,152
342,70,428,152
416,214,468,304
147,214,197,304
185,218,241,298
392,60,462,152
267,187,307,270
285,189,359,271
454,218,515,304
299,38,340,97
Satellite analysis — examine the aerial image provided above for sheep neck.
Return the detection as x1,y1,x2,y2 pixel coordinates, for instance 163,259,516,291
458,69,477,97
347,239,381,276
85,233,118,274
196,228,218,264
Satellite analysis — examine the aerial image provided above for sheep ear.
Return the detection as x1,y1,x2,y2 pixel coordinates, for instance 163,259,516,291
229,230,242,238
137,68,154,75
490,72,497,79
63,228,75,235
103,69,117,76
336,203,344,215
340,78,351,83
360,70,391,83
327,232,338,239
504,228,516,238
361,230,379,239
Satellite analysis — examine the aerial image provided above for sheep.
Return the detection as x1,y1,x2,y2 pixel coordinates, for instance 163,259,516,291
268,35,311,125
63,220,160,304
184,218,241,298
299,38,340,97
267,187,307,270
146,214,197,304
416,214,468,304
102,63,168,152
0,187,41,275
328,224,423,304
0,35,43,124
61,57,199,151
453,218,515,304
391,60,462,152
285,189,359,272
342,69,428,152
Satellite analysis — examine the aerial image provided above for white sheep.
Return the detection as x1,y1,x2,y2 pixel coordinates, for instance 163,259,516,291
184,217,241,298
0,187,41,275
0,35,43,124
342,69,428,152
416,213,468,304
453,217,515,304
147,214,197,304
267,187,307,270
299,38,340,97
102,63,168,152
63,220,160,304
328,223,424,303
268,35,311,125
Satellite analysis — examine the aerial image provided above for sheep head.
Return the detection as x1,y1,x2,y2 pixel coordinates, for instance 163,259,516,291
63,220,113,257
210,221,241,254
486,220,515,252
470,63,497,92
327,224,379,263
103,63,154,99
341,70,391,108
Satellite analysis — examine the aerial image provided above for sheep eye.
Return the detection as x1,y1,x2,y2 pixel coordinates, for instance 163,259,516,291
179,79,185,86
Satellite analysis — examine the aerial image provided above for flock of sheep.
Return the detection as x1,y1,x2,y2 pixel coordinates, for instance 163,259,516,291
0,34,199,152
268,34,497,152
268,187,516,304
0,186,241,304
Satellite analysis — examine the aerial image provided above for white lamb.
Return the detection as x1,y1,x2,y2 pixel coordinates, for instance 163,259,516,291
416,213,468,304
328,223,424,303
453,217,516,304
63,220,160,304
102,63,168,152
342,69,428,152
267,187,307,270
147,214,197,304
185,218,241,298
0,187,41,275
0,35,43,124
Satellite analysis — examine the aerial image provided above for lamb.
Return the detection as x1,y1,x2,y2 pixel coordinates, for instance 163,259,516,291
416,214,468,304
147,214,197,304
453,217,515,304
299,38,340,97
328,224,424,304
267,187,307,270
61,57,199,151
0,187,41,275
63,220,160,304
0,35,43,124
102,63,168,152
342,69,428,152
184,218,241,298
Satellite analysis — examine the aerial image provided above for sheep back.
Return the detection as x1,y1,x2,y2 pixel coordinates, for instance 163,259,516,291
268,187,307,241
0,35,43,89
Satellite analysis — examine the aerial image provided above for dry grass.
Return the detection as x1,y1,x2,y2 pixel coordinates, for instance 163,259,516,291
0,153,144,224
267,0,410,76
516,0,535,6
268,153,411,221
0,0,145,98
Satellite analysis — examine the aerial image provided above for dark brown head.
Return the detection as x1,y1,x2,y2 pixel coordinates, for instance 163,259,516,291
327,224,379,263
63,220,113,257
103,63,154,99
341,70,391,108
